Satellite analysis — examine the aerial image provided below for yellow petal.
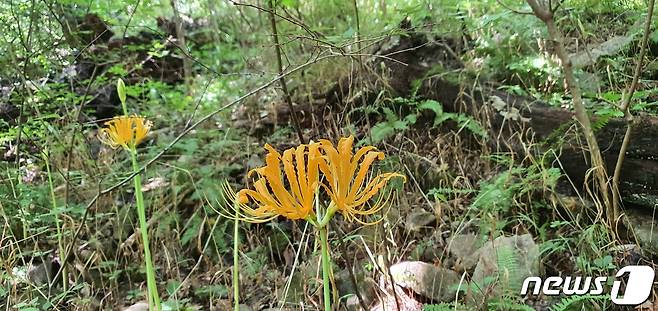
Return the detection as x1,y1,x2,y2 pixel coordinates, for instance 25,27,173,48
236,143,319,222
351,173,404,207
348,151,385,200
306,142,321,198
282,147,303,200
98,115,151,150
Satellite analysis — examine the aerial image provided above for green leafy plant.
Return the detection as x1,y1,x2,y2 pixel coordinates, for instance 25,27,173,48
368,106,417,143
417,99,488,138
470,161,560,214
549,294,611,311
366,97,487,144
468,245,534,311
423,302,470,311
488,295,535,311
495,245,523,295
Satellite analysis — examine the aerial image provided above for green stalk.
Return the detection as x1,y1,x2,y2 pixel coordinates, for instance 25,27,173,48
319,225,331,311
43,151,67,290
130,149,161,310
233,199,240,311
318,203,337,228
116,79,159,307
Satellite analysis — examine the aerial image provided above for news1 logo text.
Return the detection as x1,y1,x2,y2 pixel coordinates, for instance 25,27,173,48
521,265,655,306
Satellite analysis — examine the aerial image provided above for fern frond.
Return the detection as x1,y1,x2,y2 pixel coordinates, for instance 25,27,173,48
496,245,522,294
488,296,535,311
423,302,470,311
549,294,610,311
591,115,611,132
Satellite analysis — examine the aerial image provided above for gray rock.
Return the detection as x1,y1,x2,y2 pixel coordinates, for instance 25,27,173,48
625,209,658,255
234,304,252,311
386,261,461,302
121,302,149,311
626,193,658,211
370,287,423,311
576,71,602,94
27,257,54,286
335,265,377,310
405,209,437,232
570,35,636,68
447,233,482,271
470,234,539,305
344,295,364,311
211,300,252,311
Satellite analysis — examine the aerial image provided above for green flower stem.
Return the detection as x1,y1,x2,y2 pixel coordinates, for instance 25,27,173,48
233,199,240,311
130,148,161,311
43,151,67,290
318,203,337,228
305,217,319,227
319,225,331,311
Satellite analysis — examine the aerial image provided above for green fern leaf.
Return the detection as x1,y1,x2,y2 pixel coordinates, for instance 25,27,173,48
549,294,610,311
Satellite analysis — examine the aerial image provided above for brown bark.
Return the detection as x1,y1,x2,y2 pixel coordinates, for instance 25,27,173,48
267,0,306,144
170,0,192,91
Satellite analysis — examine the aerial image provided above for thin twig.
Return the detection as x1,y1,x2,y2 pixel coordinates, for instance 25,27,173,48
170,0,192,90
497,0,534,15
121,0,141,45
267,0,306,144
13,0,38,171
612,0,655,222
64,66,98,220
231,1,325,44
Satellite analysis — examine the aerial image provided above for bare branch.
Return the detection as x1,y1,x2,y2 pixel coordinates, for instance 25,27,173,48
496,0,534,15
612,0,655,222
527,0,613,228
267,0,306,144
527,0,552,22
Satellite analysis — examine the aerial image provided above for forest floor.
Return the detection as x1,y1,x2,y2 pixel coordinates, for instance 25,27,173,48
3,3,658,311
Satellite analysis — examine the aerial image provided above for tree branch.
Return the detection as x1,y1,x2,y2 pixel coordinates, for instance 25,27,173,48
612,0,655,223
267,0,306,144
527,0,612,226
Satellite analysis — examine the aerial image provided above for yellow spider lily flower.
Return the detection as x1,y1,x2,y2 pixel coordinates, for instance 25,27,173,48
228,142,322,222
318,136,405,224
98,115,152,150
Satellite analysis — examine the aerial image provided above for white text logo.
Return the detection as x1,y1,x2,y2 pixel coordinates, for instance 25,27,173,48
521,265,655,306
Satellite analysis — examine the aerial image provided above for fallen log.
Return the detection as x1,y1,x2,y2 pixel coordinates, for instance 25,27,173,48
330,28,658,208
481,90,658,202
